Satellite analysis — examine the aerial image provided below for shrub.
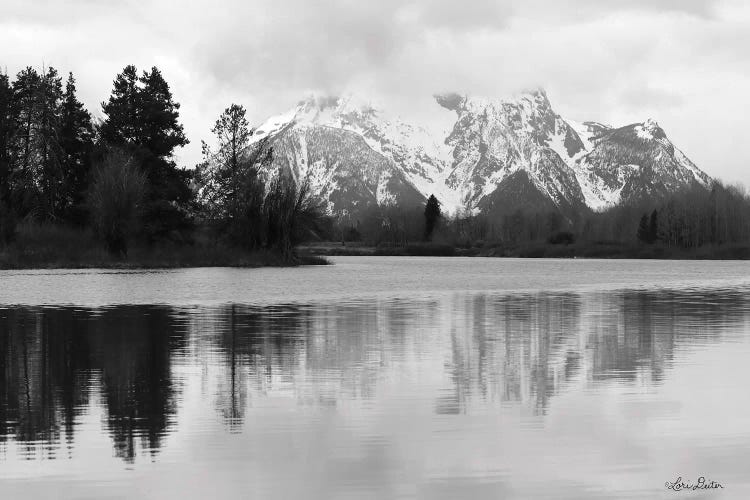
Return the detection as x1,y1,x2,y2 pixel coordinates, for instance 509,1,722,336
548,231,576,245
405,243,455,256
0,203,16,246
343,226,361,242
88,150,147,257
263,172,327,260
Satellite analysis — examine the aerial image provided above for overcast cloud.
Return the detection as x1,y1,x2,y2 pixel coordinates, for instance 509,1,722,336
2,0,749,184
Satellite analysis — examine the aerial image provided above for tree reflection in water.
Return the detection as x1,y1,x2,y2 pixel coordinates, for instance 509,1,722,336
1,285,748,462
0,306,187,462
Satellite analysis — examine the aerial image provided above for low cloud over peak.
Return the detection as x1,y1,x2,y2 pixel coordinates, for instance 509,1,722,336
1,0,748,185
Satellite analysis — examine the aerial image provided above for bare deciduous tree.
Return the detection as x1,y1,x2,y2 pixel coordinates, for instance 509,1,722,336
88,149,146,256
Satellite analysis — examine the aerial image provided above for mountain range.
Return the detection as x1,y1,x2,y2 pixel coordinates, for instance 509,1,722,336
246,89,711,219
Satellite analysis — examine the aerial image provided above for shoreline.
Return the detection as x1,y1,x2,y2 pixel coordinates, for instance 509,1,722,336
0,221,331,271
299,242,750,260
3,242,749,270
0,248,329,271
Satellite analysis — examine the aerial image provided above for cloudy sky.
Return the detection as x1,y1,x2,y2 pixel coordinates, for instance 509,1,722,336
2,0,749,184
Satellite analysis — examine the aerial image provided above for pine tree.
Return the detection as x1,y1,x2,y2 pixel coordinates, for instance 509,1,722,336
637,214,650,243
424,194,441,241
138,67,191,239
212,104,251,176
207,104,254,210
7,66,65,219
196,104,265,248
100,65,140,146
138,67,188,161
100,65,192,240
10,67,43,209
0,72,15,243
37,67,64,219
2,68,93,224
59,72,94,223
648,209,658,244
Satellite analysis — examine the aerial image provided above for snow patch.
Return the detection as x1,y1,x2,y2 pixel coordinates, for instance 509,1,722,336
251,107,299,144
635,118,661,141
565,119,598,152
674,146,710,186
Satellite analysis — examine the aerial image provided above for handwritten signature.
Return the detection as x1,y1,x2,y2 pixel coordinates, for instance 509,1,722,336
665,476,724,492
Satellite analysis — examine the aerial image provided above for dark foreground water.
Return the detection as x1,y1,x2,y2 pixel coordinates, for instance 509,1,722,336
1,257,748,499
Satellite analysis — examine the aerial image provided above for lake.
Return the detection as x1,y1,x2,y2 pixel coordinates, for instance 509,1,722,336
1,257,748,499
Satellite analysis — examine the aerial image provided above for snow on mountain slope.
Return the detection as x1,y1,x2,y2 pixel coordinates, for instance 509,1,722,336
439,89,587,217
576,119,712,206
245,90,712,218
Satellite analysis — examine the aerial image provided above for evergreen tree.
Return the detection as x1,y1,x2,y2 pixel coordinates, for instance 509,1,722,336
100,65,140,146
637,214,650,243
648,209,659,244
7,66,66,219
0,72,15,243
212,104,251,176
10,67,43,210
207,104,254,212
100,65,191,240
424,194,441,241
59,72,94,223
196,104,265,249
138,67,188,161
37,67,64,219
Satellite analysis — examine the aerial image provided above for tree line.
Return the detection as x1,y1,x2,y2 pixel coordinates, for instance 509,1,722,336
580,182,750,249
0,64,193,253
335,182,750,254
1,67,94,239
0,64,322,260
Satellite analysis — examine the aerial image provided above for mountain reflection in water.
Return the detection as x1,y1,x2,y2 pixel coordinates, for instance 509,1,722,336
1,284,749,498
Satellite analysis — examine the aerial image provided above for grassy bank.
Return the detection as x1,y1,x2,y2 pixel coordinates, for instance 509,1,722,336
0,223,329,270
300,242,477,257
485,241,750,259
299,241,750,260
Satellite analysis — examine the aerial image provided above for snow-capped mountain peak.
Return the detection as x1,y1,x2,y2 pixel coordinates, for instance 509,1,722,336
635,118,666,140
243,91,711,218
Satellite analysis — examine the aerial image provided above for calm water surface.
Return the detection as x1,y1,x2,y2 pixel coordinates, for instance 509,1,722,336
1,257,749,499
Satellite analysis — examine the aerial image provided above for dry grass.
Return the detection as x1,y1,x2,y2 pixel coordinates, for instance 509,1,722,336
0,221,329,269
